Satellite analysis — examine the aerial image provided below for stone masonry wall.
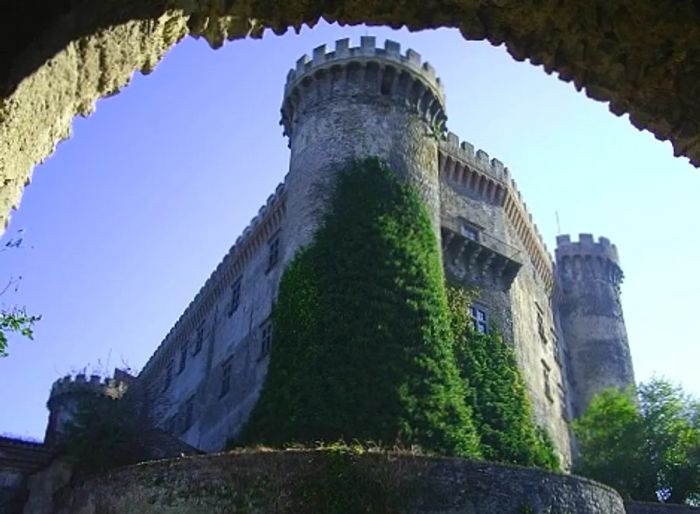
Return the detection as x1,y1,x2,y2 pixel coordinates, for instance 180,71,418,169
626,503,700,514
137,186,287,451
55,450,626,514
438,136,573,468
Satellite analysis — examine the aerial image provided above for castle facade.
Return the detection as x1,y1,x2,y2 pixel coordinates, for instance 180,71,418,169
45,37,635,469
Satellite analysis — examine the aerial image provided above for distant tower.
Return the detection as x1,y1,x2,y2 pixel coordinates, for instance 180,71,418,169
280,36,447,255
45,373,129,446
555,234,635,418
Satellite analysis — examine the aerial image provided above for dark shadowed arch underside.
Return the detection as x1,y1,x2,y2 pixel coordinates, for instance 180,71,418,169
1,0,698,229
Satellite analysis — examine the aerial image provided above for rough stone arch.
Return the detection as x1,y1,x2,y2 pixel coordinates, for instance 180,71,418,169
2,0,699,230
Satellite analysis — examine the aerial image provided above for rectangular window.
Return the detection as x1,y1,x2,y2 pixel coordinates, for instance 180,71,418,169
266,233,281,272
163,360,173,392
220,359,232,398
469,306,488,334
535,302,547,345
259,320,273,360
558,386,568,421
460,220,481,242
227,277,242,317
542,360,553,402
193,321,205,356
182,395,195,432
178,343,187,373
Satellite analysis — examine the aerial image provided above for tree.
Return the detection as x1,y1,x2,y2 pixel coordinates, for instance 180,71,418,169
573,378,700,504
447,286,559,470
241,158,482,457
0,229,40,357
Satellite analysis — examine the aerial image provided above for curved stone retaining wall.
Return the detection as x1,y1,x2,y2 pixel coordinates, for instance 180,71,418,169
56,450,626,513
626,502,700,514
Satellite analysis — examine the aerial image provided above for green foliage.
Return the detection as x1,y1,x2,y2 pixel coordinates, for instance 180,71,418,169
64,391,146,476
446,286,560,470
574,378,700,504
0,308,40,357
241,158,481,457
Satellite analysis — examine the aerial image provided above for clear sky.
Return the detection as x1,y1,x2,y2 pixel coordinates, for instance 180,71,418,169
1,22,698,440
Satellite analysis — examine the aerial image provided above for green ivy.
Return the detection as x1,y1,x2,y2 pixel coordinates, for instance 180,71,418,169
241,158,481,457
446,286,560,470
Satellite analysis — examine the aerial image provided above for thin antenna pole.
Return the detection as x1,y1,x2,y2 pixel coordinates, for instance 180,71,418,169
555,211,561,235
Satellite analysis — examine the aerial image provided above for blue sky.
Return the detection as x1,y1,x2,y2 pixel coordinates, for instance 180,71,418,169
1,22,698,440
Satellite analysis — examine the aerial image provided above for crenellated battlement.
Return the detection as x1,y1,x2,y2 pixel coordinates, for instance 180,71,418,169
439,131,554,292
440,131,510,184
49,373,127,402
281,37,446,139
555,234,620,266
139,180,287,380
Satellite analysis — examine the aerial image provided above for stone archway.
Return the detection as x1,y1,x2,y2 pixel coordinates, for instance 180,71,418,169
2,0,699,230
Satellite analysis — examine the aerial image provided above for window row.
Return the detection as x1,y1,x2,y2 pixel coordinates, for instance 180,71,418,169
226,232,281,317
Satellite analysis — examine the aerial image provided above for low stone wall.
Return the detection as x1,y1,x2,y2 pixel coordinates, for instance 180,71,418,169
626,502,700,514
56,449,625,513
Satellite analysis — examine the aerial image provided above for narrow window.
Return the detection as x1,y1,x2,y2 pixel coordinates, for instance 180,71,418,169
178,343,187,373
163,360,173,392
266,233,281,272
220,359,232,397
227,277,242,317
193,321,205,356
469,306,488,334
542,360,553,402
536,302,547,345
259,320,273,360
182,395,195,432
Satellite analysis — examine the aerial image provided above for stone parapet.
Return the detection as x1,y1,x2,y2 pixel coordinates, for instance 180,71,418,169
55,450,626,514
555,233,621,266
48,373,126,402
439,131,554,292
281,37,446,139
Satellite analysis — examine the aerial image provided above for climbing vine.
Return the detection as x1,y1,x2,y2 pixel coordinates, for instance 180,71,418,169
447,286,560,470
241,158,481,457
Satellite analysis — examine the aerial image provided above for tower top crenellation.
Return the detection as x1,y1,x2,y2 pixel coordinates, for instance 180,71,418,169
284,36,444,99
281,37,447,140
49,373,128,402
555,233,620,266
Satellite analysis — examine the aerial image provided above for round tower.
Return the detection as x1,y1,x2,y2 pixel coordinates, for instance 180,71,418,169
280,36,447,254
555,234,635,418
44,373,127,446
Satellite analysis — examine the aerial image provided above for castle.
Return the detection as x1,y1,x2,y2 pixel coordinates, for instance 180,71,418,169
42,37,635,470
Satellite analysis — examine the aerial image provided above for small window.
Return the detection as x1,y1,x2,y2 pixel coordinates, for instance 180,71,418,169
227,277,242,317
535,302,547,345
461,224,480,242
259,321,273,360
182,395,195,432
266,233,281,272
558,384,568,420
178,344,187,374
193,321,205,356
469,306,488,334
542,360,553,402
163,360,173,392
220,359,232,398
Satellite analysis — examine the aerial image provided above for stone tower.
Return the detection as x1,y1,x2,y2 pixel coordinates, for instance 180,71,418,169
44,372,129,446
555,234,635,418
280,36,447,255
